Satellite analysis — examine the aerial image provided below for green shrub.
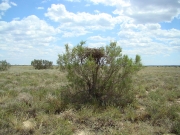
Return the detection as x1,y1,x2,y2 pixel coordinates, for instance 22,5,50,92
0,60,11,71
31,59,53,70
57,41,142,107
44,94,67,114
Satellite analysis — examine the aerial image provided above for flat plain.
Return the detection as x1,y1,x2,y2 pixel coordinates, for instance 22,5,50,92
0,66,180,135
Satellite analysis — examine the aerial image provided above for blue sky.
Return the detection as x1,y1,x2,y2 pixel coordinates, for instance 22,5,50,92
0,0,180,65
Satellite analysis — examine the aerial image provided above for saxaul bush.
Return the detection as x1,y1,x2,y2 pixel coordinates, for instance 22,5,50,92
31,59,53,70
57,41,142,107
0,60,11,71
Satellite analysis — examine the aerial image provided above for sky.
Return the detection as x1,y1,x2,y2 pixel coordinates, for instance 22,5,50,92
0,0,180,65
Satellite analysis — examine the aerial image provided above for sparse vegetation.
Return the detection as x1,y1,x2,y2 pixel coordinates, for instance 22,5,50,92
31,59,53,70
0,66,180,134
57,41,142,107
0,60,11,71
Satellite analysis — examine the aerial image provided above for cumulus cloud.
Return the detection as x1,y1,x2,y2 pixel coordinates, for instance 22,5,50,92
44,3,180,56
1,1,179,65
45,4,124,37
89,0,180,24
0,15,61,63
79,23,180,57
87,36,116,49
0,0,17,19
60,26,89,37
0,15,56,45
0,1,11,11
117,23,180,56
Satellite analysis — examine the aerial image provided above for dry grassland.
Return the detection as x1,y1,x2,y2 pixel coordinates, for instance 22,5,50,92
0,66,180,135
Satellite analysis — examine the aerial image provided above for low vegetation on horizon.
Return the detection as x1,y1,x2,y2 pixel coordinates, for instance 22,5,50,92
0,42,180,135
0,60,11,71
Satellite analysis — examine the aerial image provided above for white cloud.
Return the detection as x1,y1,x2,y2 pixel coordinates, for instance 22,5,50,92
0,15,57,45
44,3,180,57
120,23,161,31
88,0,180,24
94,10,100,14
0,0,17,19
88,0,130,7
37,7,44,10
65,0,80,2
0,0,179,65
88,35,114,42
0,2,11,11
170,40,180,47
10,2,17,6
60,26,90,37
42,0,51,3
87,36,116,49
45,4,125,37
0,15,60,63
117,22,180,56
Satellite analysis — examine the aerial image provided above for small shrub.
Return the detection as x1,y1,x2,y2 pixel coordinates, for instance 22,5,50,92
31,59,53,70
57,41,142,107
44,93,67,114
0,60,11,71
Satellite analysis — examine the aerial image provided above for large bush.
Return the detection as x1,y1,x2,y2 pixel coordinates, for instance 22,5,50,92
0,60,11,71
31,59,53,69
57,41,142,107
